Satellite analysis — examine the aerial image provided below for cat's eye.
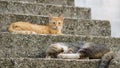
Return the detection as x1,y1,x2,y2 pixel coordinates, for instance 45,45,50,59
52,22,56,24
58,22,61,24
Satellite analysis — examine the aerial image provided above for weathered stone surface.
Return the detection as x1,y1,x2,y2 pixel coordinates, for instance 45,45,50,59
0,0,117,68
0,0,75,6
0,32,119,58
0,58,14,68
0,1,90,19
109,59,120,68
0,58,99,68
0,14,111,36
0,32,118,67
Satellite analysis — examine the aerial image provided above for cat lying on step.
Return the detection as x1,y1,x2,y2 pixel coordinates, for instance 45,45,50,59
8,14,64,34
46,42,74,58
46,42,114,68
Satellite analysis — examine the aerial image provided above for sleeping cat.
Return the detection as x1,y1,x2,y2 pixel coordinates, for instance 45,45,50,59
46,42,114,68
8,14,64,34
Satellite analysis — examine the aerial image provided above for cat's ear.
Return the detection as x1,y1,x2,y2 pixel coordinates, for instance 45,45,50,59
59,14,64,21
48,13,53,20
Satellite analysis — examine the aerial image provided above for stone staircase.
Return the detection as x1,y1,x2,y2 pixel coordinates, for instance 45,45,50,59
0,0,119,68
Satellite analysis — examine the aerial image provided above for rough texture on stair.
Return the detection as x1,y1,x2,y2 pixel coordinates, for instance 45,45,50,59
0,1,91,19
0,32,119,58
0,58,100,68
110,58,120,68
0,58,118,68
0,0,117,68
0,32,118,68
0,0,75,6
0,14,111,36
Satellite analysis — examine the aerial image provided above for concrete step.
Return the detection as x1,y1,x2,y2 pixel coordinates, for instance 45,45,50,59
0,1,91,19
0,14,110,36
0,0,75,6
0,32,119,58
0,32,119,68
0,58,100,68
110,58,120,68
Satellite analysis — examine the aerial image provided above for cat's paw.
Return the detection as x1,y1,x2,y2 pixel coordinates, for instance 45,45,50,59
57,53,80,59
31,32,37,34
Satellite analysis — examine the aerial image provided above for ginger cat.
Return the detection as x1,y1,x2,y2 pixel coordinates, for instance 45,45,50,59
8,14,64,34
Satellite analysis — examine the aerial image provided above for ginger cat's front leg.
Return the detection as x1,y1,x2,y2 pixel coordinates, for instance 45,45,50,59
56,32,64,35
50,30,63,35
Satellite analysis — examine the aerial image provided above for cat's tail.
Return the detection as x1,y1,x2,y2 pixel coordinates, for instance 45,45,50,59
8,23,17,32
98,51,115,68
8,23,23,33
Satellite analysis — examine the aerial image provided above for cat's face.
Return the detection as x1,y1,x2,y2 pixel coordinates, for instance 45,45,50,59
48,14,64,30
